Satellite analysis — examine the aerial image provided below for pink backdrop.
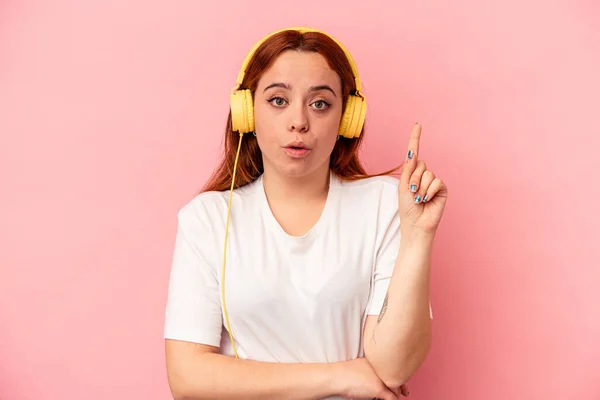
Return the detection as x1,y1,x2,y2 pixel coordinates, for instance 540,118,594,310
1,0,599,399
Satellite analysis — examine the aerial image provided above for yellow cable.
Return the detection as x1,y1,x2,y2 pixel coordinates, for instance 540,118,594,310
220,132,244,359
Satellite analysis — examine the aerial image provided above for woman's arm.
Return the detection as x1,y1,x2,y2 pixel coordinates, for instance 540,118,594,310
166,340,340,400
363,230,433,389
166,339,403,400
363,123,446,388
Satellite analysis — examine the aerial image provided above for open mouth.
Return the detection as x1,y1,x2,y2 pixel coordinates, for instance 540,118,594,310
284,145,311,157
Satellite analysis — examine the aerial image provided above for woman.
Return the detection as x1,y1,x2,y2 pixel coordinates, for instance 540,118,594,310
164,27,448,400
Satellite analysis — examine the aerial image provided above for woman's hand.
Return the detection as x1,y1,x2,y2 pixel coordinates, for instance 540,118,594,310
333,358,408,399
398,123,448,236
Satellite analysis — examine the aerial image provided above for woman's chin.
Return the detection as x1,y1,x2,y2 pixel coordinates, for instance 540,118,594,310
278,161,330,180
280,164,313,178
263,153,329,179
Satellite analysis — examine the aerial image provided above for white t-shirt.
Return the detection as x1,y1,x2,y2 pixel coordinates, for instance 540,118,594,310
164,171,431,391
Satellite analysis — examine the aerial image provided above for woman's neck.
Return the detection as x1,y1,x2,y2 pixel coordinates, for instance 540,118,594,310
262,164,330,204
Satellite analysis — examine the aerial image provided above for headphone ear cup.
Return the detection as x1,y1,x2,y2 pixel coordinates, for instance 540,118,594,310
338,95,366,139
230,89,255,134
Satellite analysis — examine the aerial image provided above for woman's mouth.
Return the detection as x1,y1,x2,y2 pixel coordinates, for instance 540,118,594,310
284,146,311,158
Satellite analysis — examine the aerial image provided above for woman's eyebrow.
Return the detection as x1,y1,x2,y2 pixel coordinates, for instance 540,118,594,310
263,82,337,97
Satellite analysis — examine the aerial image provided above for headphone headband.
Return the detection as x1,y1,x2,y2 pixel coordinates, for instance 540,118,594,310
233,26,364,97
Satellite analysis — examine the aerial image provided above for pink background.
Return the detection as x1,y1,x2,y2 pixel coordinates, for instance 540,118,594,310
1,0,599,399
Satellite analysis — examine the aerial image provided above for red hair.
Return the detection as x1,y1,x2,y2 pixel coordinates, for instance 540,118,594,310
200,29,399,193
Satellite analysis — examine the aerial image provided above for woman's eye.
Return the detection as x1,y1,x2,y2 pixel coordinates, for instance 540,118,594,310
269,97,286,107
311,100,330,110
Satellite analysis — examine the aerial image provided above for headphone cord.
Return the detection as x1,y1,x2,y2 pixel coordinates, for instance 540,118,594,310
220,132,244,359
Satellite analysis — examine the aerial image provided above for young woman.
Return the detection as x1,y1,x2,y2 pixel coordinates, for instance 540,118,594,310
164,27,448,400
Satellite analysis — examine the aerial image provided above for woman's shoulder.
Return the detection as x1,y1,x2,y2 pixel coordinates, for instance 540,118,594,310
177,178,262,224
333,174,399,205
336,174,400,189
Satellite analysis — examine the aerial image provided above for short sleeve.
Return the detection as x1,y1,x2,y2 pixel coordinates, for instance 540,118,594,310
163,204,223,346
366,209,433,319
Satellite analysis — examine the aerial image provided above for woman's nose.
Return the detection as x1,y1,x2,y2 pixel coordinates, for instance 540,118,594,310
288,104,309,133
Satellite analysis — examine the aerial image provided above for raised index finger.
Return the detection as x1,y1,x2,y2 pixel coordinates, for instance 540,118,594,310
400,122,422,183
407,122,422,162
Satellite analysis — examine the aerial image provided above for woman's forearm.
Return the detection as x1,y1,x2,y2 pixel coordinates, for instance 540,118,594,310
365,229,434,388
169,351,342,400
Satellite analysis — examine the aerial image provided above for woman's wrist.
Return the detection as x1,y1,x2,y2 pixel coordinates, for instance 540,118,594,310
327,360,346,394
401,226,436,241
400,228,436,253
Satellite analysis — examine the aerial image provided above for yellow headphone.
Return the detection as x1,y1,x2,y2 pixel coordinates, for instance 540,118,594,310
221,27,367,359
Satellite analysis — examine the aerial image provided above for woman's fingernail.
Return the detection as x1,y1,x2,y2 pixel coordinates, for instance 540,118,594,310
410,184,417,192
415,195,421,203
407,149,413,159
423,194,428,202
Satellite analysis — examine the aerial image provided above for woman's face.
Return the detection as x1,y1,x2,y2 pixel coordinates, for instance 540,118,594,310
253,50,343,179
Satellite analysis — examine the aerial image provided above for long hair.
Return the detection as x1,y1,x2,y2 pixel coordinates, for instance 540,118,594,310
200,29,399,193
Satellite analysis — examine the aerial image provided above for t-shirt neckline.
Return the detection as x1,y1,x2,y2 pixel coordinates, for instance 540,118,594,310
257,171,340,245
